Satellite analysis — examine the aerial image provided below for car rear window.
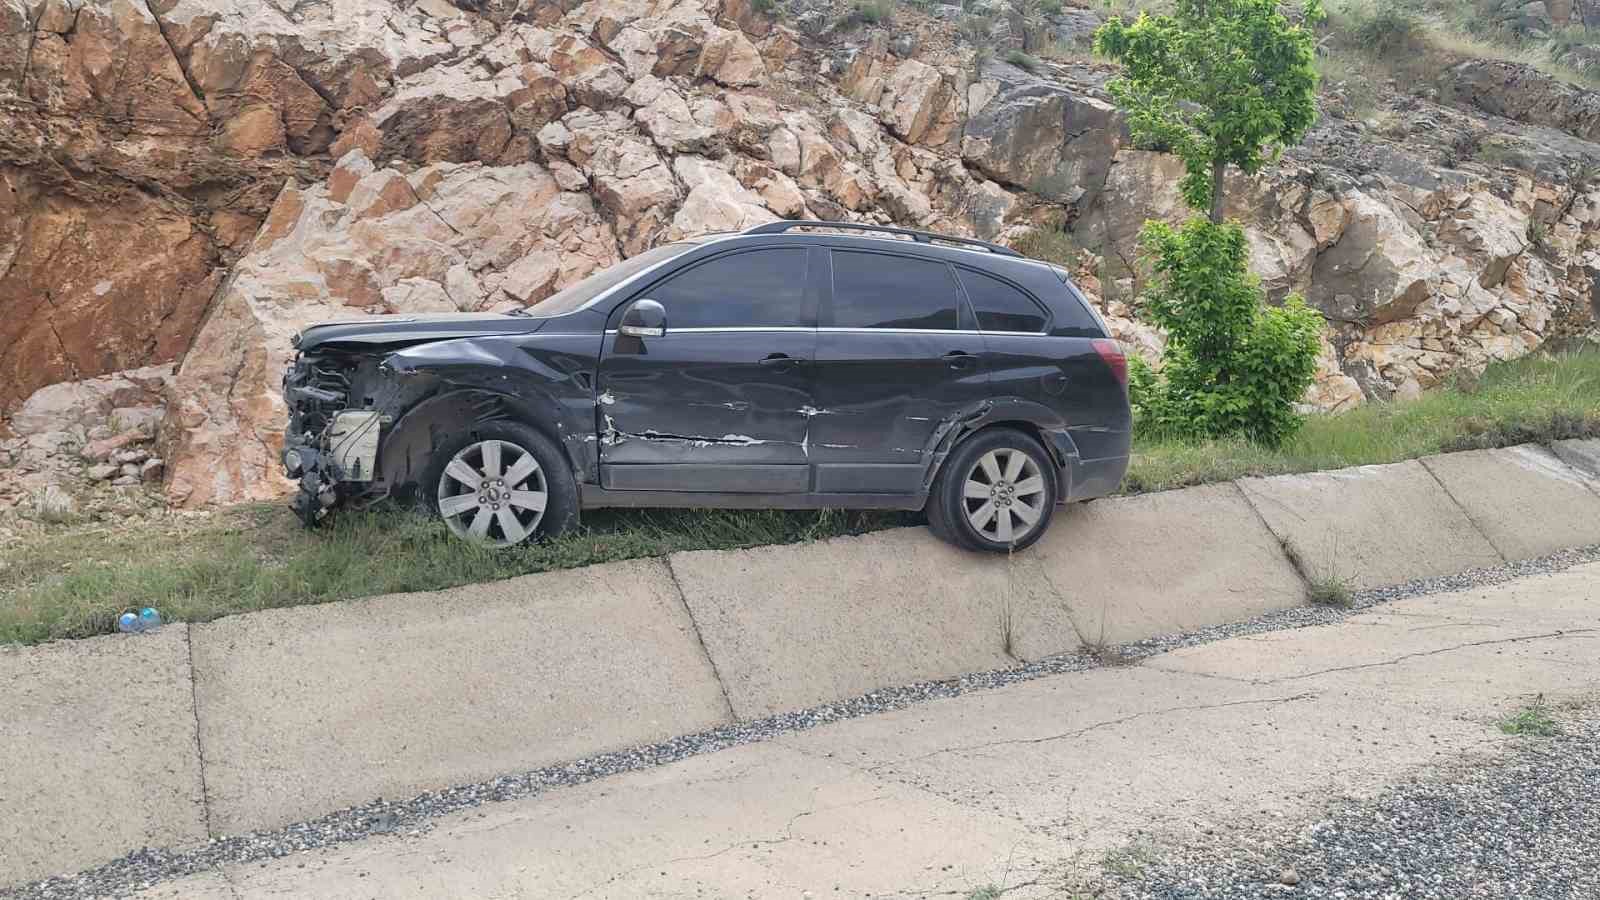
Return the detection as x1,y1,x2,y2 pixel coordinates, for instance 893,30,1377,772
830,250,958,330
956,268,1049,334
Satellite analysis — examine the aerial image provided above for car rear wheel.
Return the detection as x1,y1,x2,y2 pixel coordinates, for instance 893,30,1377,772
927,427,1057,553
425,421,577,547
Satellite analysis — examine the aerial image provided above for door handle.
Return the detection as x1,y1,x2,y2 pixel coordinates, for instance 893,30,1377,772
760,353,805,369
944,351,978,370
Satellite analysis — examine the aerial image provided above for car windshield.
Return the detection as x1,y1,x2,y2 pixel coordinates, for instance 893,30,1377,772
522,241,705,318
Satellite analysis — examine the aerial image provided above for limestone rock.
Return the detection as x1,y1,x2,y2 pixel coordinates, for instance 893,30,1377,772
962,64,1122,208
163,156,620,506
1308,192,1436,325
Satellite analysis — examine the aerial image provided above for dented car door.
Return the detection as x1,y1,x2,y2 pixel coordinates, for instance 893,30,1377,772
807,248,992,495
596,247,819,493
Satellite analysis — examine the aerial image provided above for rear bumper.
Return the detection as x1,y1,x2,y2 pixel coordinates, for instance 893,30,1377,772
1066,454,1129,502
1043,426,1129,503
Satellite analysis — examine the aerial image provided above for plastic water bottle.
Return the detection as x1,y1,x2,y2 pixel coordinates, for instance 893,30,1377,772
117,611,141,633
139,608,163,631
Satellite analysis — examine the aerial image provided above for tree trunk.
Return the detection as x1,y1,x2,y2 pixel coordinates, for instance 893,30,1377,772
1209,159,1226,224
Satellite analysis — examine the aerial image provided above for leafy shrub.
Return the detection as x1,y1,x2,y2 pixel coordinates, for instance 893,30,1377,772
1004,49,1041,72
1342,1,1422,60
1131,218,1326,446
852,0,893,23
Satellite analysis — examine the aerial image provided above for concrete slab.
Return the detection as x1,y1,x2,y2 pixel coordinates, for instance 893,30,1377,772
668,527,1079,719
1551,437,1600,482
0,627,207,887
1148,567,1600,715
1038,483,1307,644
224,741,1058,900
1419,444,1600,560
1238,459,1504,590
191,559,731,835
779,664,1498,852
181,567,1600,900
1346,561,1600,630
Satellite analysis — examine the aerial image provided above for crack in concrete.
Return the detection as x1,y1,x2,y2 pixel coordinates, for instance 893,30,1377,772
1276,629,1598,682
183,625,218,840
663,556,739,723
1417,455,1510,565
862,693,1321,773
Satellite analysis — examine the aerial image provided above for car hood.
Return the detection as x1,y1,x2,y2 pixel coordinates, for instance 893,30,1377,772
293,313,548,352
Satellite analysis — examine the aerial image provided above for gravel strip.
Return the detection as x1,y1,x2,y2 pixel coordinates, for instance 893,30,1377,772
1105,706,1600,900
7,543,1599,900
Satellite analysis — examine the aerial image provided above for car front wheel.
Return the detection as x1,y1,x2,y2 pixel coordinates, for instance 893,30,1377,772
425,421,578,547
926,427,1057,553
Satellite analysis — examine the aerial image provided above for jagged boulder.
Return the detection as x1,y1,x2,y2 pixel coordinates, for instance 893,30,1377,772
962,62,1123,208
163,153,620,506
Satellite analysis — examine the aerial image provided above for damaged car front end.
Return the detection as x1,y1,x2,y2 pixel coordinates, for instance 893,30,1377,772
280,314,553,527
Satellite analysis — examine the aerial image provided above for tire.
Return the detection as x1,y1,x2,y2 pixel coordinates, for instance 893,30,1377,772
925,427,1058,553
422,420,579,547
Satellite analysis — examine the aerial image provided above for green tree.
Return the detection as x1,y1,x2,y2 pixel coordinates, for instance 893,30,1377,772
1094,0,1319,223
1092,0,1326,447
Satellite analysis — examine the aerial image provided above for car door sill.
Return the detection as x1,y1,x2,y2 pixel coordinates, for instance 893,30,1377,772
582,484,926,511
602,463,810,493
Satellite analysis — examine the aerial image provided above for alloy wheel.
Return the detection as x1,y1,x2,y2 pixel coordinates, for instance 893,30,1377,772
436,439,548,547
962,447,1047,546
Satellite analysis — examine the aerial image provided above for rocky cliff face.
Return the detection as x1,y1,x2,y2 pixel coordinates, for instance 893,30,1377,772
2,0,1598,510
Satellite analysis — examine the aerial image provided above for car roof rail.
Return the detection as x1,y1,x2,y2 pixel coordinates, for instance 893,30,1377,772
742,220,1024,258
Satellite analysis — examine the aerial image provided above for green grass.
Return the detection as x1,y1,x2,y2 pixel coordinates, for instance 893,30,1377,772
1124,346,1600,493
0,505,910,645
1499,702,1561,737
2,347,1597,646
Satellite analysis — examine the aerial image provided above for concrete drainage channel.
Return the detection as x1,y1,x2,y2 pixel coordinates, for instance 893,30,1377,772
4,440,1600,893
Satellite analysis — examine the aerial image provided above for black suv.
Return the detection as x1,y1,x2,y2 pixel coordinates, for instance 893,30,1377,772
281,221,1131,552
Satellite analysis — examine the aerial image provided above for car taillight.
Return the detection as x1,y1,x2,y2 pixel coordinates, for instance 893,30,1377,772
1092,338,1128,387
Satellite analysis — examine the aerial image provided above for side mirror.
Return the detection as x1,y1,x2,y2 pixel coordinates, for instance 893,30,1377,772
619,298,667,338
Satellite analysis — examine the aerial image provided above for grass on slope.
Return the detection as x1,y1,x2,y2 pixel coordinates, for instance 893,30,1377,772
2,347,1597,645
1324,0,1600,95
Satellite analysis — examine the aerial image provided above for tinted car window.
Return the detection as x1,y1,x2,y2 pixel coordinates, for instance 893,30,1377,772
648,249,809,328
957,268,1049,333
831,251,957,330
531,241,700,318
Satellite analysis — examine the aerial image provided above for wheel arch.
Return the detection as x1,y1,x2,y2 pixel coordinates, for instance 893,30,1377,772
378,387,584,498
922,399,1079,501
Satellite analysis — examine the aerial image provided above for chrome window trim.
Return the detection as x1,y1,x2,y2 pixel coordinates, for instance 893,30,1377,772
603,327,1055,336
527,235,743,322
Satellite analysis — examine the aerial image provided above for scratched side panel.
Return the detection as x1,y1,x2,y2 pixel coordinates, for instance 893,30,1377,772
596,330,816,480
808,331,992,493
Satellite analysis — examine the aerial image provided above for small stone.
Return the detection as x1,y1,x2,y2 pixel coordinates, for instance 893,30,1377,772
111,475,140,486
120,463,141,478
81,430,143,462
88,463,119,481
141,458,165,482
1279,868,1301,886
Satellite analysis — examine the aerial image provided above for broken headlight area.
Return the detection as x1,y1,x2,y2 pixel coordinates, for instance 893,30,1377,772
282,350,403,526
